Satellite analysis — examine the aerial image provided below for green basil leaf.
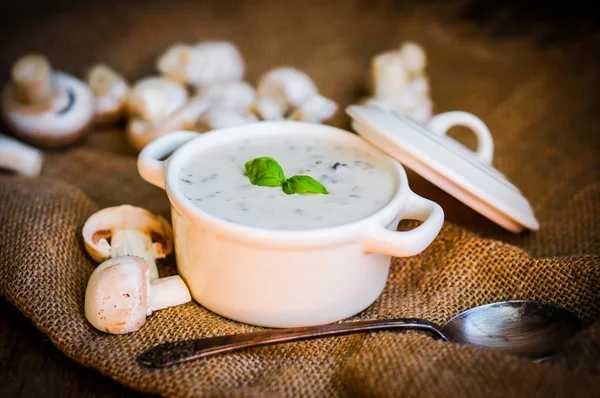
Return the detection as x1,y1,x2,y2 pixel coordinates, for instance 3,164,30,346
282,175,329,195
244,157,286,187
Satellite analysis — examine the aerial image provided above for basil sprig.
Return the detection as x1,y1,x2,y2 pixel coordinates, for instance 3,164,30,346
244,157,328,195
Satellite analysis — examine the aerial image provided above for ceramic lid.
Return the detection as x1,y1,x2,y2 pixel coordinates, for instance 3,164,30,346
346,105,539,233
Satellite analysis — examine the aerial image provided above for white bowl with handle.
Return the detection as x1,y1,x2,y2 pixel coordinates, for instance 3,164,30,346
138,121,444,328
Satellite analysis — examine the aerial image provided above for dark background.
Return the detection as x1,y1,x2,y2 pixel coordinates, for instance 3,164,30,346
1,0,599,397
1,0,599,43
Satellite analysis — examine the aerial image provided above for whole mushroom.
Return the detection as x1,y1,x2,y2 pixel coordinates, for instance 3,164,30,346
125,76,188,122
126,95,209,150
253,67,337,123
128,80,261,145
0,133,43,176
86,64,129,126
362,41,432,123
82,205,191,334
1,54,95,148
157,41,245,87
124,76,189,150
85,256,190,334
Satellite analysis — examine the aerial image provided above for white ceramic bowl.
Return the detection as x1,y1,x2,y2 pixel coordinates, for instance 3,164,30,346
138,122,444,328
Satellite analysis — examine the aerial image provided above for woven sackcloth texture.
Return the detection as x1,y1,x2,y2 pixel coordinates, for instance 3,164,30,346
1,1,599,396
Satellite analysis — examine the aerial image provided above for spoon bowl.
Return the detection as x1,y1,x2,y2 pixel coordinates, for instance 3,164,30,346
137,300,582,368
440,300,582,358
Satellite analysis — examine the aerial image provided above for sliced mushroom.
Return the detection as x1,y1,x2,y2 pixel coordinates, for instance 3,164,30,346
125,76,188,122
86,64,129,126
0,133,43,176
85,256,191,334
157,41,245,86
82,205,173,280
1,54,95,148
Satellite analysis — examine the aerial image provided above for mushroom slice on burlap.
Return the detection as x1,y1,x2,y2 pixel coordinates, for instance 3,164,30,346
82,205,173,280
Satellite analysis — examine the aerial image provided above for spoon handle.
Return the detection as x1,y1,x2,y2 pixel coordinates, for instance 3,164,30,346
137,318,444,368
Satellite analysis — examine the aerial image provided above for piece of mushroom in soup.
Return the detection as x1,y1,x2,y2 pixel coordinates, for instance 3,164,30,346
178,136,397,230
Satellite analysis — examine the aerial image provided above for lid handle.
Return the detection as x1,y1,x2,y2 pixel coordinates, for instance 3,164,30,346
426,111,494,164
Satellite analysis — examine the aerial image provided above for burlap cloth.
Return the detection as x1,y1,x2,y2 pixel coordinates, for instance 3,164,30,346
1,1,599,396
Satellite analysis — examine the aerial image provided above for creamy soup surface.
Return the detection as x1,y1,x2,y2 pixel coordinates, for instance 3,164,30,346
179,136,397,230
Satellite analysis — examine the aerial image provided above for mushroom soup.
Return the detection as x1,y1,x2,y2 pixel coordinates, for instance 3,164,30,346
178,135,397,230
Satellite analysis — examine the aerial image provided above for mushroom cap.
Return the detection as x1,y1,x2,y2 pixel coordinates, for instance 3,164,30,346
85,256,150,334
256,67,317,108
82,205,173,264
125,76,187,122
1,72,95,148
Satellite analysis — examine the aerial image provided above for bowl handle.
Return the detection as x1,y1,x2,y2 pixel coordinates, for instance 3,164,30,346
138,131,200,189
426,111,494,164
363,191,444,257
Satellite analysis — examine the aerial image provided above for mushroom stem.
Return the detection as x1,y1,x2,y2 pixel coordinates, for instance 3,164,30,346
11,54,58,106
110,229,160,280
371,51,408,98
86,64,129,125
149,276,192,312
88,65,118,97
0,134,43,176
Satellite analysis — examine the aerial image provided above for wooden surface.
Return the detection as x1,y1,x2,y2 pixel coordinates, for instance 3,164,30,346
1,1,598,397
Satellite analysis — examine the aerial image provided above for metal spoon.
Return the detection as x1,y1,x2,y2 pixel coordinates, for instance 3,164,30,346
137,300,582,368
